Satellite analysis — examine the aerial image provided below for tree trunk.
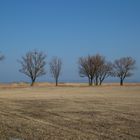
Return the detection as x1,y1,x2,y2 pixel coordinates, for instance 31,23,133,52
88,78,93,86
90,78,93,86
88,78,92,86
56,78,58,86
120,78,123,86
31,81,34,86
88,78,91,86
95,76,98,86
99,80,102,86
31,79,35,86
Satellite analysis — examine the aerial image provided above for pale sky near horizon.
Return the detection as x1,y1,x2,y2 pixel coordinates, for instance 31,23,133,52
0,0,140,83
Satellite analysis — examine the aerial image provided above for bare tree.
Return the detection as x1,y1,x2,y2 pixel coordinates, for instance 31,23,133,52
19,50,46,86
93,54,105,86
92,54,113,86
79,54,113,86
50,57,62,86
113,57,136,86
78,55,96,86
98,62,113,85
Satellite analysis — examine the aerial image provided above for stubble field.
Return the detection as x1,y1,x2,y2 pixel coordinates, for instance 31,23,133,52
0,84,140,140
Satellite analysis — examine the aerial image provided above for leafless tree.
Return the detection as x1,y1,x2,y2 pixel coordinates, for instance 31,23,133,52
98,62,113,85
19,50,46,86
79,54,113,86
78,55,96,86
50,57,62,86
93,54,105,86
92,54,113,86
113,57,136,86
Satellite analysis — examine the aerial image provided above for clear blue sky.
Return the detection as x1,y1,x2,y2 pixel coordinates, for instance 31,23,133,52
0,0,140,83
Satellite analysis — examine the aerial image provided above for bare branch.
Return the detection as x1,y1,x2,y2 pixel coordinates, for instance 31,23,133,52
50,57,62,86
113,57,136,86
98,62,113,85
78,55,96,86
78,54,113,86
19,50,47,86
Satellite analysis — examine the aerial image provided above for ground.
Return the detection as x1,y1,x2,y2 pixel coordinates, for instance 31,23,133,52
0,84,140,140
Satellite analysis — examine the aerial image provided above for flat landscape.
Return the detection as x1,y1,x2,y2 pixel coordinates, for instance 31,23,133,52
0,84,140,140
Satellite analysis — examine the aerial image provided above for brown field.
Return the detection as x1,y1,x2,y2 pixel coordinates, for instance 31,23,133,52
0,84,140,140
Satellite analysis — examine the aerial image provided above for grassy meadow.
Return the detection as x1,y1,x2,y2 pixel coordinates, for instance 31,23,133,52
0,83,140,140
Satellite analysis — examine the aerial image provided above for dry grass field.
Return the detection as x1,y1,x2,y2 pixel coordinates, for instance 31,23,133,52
0,84,140,140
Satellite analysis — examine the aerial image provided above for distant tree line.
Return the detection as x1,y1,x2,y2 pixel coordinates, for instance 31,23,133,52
78,54,136,86
0,51,136,86
19,50,62,86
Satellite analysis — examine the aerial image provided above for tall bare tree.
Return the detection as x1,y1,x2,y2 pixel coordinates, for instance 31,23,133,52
98,62,113,85
91,54,113,86
78,55,96,86
93,54,105,86
19,50,46,86
113,57,136,86
50,57,62,86
79,54,113,86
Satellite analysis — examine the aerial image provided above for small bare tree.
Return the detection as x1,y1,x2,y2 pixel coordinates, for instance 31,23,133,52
19,50,46,86
98,62,113,85
50,57,62,86
78,55,96,86
113,57,136,86
93,54,105,86
92,54,113,86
